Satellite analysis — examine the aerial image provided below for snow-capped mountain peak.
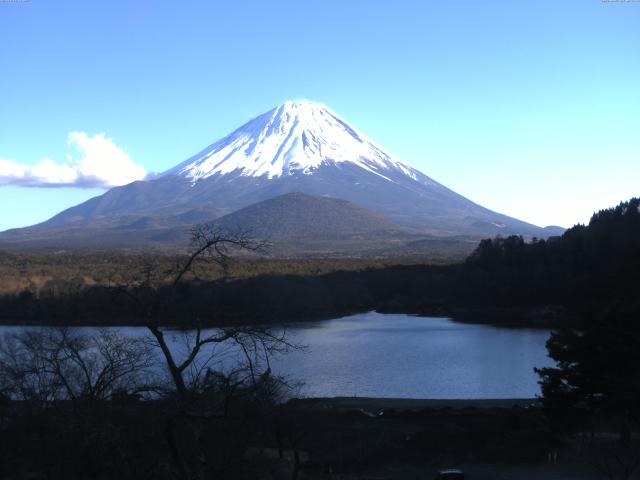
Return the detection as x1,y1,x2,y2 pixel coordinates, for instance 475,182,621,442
165,100,418,181
12,100,557,243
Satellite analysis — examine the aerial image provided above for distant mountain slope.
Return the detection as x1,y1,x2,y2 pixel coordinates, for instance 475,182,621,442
214,192,404,239
0,100,563,254
0,192,479,258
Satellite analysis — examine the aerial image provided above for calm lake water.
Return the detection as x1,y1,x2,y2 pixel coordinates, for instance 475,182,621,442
273,312,553,399
0,312,553,399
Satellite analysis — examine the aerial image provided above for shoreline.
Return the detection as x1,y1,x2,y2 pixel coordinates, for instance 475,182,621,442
292,396,540,412
0,304,565,329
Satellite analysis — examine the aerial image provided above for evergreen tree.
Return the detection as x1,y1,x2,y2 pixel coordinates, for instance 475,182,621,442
536,308,640,442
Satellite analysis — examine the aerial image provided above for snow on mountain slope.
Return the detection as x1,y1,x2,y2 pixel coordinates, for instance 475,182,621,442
164,100,420,182
1,99,561,246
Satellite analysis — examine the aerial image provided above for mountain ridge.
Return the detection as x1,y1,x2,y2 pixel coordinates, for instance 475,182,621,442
214,191,406,238
0,100,564,253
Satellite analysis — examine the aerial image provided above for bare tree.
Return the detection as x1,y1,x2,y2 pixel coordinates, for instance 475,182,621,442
0,327,154,405
0,224,298,480
134,223,294,399
122,223,300,479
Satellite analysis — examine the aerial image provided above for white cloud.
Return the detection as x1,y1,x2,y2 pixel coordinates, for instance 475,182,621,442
0,132,147,188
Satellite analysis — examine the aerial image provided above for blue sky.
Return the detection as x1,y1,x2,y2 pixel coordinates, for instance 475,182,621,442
1,0,638,231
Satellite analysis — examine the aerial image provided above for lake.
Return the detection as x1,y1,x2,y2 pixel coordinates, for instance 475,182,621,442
0,312,553,399
273,312,553,399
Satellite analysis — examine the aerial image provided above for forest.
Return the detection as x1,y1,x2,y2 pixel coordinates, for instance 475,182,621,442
1,198,638,329
0,198,638,479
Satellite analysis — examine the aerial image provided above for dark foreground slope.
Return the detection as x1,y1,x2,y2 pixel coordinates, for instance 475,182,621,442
2,394,594,480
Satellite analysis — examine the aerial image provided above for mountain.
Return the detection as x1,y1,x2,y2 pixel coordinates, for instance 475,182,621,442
0,100,561,253
214,192,404,238
0,192,477,257
175,192,452,256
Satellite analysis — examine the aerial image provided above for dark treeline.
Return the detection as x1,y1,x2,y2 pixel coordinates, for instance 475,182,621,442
461,197,640,310
0,264,454,326
461,199,640,480
1,198,639,327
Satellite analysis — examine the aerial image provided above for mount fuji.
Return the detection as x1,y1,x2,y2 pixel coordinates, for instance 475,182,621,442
165,100,421,181
0,100,562,253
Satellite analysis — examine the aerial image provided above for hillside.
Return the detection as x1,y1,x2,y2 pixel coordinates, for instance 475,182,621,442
0,101,562,254
215,192,403,238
